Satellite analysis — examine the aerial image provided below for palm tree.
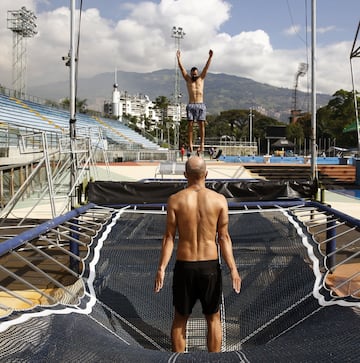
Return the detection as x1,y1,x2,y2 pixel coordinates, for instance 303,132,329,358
154,96,170,142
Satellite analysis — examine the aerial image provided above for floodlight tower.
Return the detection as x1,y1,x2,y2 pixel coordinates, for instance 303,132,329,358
291,62,308,123
7,6,37,98
171,26,185,150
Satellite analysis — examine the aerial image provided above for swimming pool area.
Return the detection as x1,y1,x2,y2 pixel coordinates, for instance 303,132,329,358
220,155,355,165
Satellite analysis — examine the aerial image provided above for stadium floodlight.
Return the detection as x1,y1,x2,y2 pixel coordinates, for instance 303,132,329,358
7,6,37,37
7,7,37,97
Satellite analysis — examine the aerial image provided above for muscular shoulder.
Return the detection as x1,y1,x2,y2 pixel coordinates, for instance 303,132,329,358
199,189,227,210
167,189,187,206
205,188,226,199
212,190,227,206
169,188,226,204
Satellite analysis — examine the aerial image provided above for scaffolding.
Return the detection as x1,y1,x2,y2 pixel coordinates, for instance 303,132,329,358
0,126,110,224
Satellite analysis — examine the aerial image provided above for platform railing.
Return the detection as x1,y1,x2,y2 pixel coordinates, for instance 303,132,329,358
0,204,112,317
289,201,360,302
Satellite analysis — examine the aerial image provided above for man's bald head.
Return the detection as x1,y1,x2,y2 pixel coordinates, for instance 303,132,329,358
185,156,207,179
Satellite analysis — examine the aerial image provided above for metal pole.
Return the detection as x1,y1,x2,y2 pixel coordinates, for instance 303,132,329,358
326,219,336,271
351,60,360,155
249,107,253,143
69,0,79,271
350,21,360,155
69,0,77,210
310,0,317,181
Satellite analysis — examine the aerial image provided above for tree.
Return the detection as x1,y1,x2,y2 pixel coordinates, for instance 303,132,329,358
60,97,88,113
286,121,305,154
154,96,171,142
207,109,251,140
124,114,139,131
206,109,283,139
294,112,312,139
316,89,357,148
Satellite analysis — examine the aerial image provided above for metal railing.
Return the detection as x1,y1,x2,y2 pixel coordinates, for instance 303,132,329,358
289,201,360,303
0,204,112,317
0,126,111,220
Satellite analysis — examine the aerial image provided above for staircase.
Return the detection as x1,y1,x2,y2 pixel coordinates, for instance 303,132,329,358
244,164,356,187
244,164,312,182
317,165,356,185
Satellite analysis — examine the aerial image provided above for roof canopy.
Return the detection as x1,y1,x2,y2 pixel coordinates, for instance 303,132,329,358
271,139,294,148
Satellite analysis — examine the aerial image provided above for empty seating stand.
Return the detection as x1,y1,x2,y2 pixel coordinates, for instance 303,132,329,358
0,94,160,149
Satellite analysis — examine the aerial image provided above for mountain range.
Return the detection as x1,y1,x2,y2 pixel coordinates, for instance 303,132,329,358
28,69,332,122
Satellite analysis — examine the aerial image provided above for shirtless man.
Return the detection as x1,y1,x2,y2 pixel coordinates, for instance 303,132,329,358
177,49,213,154
154,156,241,352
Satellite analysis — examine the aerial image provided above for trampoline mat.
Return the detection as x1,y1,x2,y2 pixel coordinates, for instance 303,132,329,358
1,209,360,362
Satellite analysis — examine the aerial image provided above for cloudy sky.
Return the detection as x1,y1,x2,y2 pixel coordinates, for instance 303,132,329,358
0,0,359,96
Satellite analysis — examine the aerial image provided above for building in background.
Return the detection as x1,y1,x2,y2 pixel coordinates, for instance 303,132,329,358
104,85,186,134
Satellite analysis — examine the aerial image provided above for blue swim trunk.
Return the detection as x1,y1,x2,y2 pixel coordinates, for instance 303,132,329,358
186,103,206,121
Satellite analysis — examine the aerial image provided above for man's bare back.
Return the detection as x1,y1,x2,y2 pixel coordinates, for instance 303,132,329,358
168,185,225,261
154,156,241,294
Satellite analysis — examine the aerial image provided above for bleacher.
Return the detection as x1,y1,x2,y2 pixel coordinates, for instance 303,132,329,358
0,94,160,149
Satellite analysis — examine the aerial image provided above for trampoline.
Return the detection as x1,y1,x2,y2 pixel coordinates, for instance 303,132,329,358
0,189,360,361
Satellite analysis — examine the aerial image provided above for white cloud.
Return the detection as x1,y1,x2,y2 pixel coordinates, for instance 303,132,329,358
317,25,336,34
284,24,302,36
317,41,354,95
0,0,356,97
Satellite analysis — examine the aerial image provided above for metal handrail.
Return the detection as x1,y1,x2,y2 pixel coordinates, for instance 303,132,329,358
0,204,113,317
290,201,360,303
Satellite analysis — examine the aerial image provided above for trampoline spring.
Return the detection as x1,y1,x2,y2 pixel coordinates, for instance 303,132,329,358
64,220,97,234
330,269,360,291
49,228,87,246
328,250,360,272
54,223,92,241
328,236,360,256
0,264,56,305
0,284,34,307
11,250,79,301
318,225,356,244
303,216,338,228
24,241,80,277
38,236,81,260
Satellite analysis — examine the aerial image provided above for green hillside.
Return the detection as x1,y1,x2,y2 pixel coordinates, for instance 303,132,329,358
29,69,331,122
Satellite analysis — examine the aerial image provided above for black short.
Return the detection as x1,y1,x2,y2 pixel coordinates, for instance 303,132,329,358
173,260,222,316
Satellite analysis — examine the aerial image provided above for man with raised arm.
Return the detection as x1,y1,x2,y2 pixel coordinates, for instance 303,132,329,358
177,50,213,155
154,156,241,352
